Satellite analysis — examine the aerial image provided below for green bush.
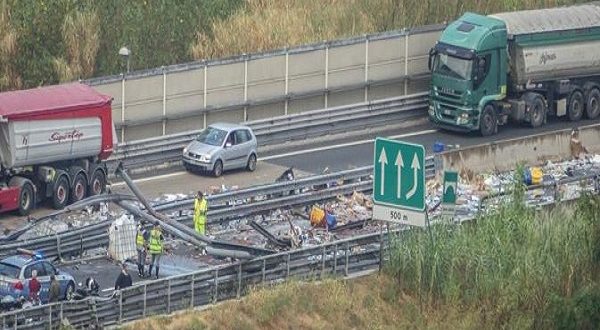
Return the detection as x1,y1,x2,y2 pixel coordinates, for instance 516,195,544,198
386,176,600,328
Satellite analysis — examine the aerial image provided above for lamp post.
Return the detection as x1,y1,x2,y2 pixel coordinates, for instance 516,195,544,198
119,47,131,73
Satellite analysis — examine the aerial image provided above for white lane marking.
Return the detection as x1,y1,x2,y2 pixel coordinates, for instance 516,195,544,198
112,171,187,186
112,128,438,186
260,129,438,161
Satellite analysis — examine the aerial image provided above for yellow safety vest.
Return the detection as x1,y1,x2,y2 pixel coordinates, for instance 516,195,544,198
136,230,145,248
194,198,208,225
148,229,163,254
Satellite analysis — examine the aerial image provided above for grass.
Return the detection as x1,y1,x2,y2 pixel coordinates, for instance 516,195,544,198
53,8,100,82
0,0,21,90
189,0,588,60
122,179,600,330
0,0,591,89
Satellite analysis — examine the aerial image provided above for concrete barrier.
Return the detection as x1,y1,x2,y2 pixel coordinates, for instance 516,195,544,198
436,123,600,175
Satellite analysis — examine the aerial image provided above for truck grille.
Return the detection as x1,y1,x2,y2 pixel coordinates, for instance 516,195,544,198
438,102,460,121
435,87,462,101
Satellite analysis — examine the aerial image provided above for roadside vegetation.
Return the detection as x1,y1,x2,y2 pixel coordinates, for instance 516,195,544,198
0,0,587,90
125,177,600,329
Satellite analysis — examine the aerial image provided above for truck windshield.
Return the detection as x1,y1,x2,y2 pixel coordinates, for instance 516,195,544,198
196,127,227,146
434,53,473,80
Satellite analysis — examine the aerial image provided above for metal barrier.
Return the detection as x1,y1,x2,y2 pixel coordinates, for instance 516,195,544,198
86,25,444,142
0,170,598,328
0,229,390,329
107,92,429,173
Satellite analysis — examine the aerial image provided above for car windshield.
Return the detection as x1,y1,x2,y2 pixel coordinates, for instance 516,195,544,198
434,53,473,80
196,127,227,146
0,262,20,278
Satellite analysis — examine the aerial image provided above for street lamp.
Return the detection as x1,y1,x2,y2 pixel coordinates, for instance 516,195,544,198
119,47,131,73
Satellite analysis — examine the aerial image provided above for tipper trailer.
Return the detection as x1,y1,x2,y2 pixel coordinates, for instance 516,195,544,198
428,3,600,136
0,83,116,215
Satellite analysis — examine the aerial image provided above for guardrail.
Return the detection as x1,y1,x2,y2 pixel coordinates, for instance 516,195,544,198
0,158,427,262
1,169,598,328
0,229,391,329
157,159,434,226
106,92,429,172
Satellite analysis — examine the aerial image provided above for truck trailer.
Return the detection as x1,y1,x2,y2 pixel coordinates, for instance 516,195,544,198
0,83,116,215
428,3,600,136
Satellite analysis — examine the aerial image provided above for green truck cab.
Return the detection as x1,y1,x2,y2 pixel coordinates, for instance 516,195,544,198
428,4,600,136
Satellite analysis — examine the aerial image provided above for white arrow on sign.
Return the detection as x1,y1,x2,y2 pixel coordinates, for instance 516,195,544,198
378,147,388,196
405,153,421,200
444,181,457,200
395,151,404,199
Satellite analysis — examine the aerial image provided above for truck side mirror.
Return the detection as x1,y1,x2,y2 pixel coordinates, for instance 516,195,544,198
225,142,232,148
428,48,436,71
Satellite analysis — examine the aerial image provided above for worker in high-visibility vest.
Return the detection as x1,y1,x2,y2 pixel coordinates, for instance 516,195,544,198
148,222,164,279
135,222,149,277
194,191,208,235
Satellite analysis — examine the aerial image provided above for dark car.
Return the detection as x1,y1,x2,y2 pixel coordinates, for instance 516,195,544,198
0,252,76,303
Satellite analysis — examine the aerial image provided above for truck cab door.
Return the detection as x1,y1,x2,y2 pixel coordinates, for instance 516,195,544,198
473,52,502,103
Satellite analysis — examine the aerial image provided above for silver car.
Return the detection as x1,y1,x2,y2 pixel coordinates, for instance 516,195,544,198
182,123,258,177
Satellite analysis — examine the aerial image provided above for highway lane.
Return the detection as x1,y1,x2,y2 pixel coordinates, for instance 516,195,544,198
1,116,596,229
268,117,599,173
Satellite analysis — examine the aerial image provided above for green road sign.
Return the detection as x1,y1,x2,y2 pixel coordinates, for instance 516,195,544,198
442,171,458,205
373,138,426,211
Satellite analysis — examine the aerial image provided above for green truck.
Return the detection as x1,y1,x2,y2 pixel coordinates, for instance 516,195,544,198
428,3,600,136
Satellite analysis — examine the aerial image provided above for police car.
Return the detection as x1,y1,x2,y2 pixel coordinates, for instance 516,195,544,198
0,250,76,303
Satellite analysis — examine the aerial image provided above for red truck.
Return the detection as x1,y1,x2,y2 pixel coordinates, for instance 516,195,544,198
0,83,116,215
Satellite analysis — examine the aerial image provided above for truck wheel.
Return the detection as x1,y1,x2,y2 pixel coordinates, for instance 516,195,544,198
17,183,34,216
568,90,584,121
70,174,87,203
90,170,106,196
528,95,546,128
585,88,600,119
479,104,497,137
52,176,69,210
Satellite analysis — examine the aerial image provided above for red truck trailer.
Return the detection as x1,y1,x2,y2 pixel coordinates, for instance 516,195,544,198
0,83,116,215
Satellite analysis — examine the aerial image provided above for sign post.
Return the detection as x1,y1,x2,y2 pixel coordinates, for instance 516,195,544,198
441,170,458,221
372,138,426,227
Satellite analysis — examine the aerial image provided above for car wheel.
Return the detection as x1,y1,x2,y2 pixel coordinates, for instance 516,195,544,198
17,182,35,216
89,170,106,196
246,153,257,172
184,163,194,173
70,174,87,203
212,160,223,177
52,176,69,210
65,282,75,301
479,104,497,137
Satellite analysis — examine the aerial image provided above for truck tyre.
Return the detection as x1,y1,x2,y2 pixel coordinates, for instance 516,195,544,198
585,88,600,119
527,94,546,128
52,176,70,209
70,173,87,203
17,182,34,216
479,104,497,137
568,90,584,121
90,170,106,196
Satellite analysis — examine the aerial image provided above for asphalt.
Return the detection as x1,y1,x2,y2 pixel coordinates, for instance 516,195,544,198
267,117,598,173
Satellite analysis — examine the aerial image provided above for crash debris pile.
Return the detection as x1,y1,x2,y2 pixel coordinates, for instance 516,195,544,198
426,154,600,221
19,203,115,240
